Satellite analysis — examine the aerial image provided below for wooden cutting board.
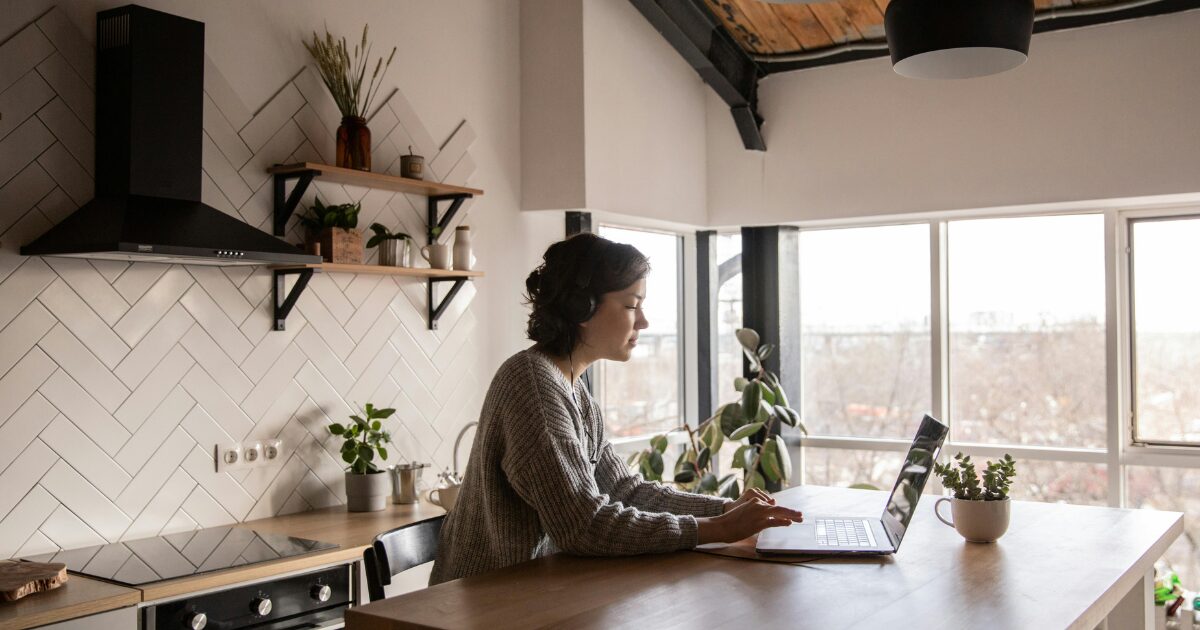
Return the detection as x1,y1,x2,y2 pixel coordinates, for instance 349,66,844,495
0,561,68,602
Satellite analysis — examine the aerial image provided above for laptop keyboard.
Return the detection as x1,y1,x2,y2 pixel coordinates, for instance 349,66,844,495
815,519,877,547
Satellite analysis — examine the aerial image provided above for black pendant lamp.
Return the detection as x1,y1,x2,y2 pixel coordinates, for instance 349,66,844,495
885,0,1035,79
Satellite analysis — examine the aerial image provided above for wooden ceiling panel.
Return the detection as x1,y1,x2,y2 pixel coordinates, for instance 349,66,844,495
768,4,834,51
729,0,804,52
807,3,861,44
703,0,770,54
841,0,887,40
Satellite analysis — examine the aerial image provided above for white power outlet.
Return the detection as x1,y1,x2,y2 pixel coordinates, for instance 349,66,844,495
215,439,286,472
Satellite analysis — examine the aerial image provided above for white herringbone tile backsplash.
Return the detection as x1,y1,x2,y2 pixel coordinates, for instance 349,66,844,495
0,8,486,559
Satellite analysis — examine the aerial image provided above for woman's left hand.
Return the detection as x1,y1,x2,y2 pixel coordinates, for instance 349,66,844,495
723,487,775,514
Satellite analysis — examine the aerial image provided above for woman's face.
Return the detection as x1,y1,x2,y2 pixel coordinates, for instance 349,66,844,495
578,278,649,362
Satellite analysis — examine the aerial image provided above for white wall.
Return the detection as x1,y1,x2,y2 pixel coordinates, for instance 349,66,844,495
0,0,552,560
581,0,708,226
708,10,1200,226
520,0,709,227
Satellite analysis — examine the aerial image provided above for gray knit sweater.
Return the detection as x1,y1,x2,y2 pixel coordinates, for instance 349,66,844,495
429,348,729,585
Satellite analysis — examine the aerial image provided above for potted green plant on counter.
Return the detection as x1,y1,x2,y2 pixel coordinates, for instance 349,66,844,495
629,328,806,497
933,453,1017,542
299,198,362,264
328,403,396,512
367,222,412,267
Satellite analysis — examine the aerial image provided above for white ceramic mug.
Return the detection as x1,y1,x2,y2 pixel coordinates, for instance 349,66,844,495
428,484,460,512
420,243,451,270
934,497,1010,543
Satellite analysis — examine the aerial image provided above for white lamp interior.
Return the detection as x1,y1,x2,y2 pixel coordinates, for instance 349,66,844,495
893,47,1028,80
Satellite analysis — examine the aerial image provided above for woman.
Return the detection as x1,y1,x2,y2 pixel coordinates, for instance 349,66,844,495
430,233,803,585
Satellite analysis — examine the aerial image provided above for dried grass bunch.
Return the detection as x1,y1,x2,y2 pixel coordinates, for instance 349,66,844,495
304,25,396,119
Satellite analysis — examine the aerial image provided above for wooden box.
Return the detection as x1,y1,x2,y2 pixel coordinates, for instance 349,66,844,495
311,228,363,264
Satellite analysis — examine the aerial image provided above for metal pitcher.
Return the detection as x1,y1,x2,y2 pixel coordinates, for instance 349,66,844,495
388,462,427,504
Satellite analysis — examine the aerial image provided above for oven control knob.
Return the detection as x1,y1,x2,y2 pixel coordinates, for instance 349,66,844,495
311,584,332,602
184,612,207,630
251,597,272,616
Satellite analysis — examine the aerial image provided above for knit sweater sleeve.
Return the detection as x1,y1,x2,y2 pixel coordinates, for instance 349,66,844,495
499,356,700,555
593,440,730,518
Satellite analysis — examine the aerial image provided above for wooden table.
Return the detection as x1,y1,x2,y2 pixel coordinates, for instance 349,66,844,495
344,485,1183,630
0,563,139,630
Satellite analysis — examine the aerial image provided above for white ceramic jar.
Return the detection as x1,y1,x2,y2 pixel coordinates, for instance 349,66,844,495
453,225,473,271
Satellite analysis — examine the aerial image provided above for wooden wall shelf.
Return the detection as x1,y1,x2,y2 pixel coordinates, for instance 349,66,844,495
267,163,484,332
268,163,483,198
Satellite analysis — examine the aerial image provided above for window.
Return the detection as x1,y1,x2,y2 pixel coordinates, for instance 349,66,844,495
948,215,1106,449
799,224,932,440
595,226,683,438
715,233,743,407
1130,216,1200,445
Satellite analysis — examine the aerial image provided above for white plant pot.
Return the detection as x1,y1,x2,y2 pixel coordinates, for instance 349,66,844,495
934,497,1011,543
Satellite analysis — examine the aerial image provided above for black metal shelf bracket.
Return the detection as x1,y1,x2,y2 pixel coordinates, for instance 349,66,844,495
273,268,315,331
273,169,316,236
427,193,472,244
428,277,468,330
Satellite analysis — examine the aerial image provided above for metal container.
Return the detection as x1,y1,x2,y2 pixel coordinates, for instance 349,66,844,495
388,462,427,504
400,147,425,180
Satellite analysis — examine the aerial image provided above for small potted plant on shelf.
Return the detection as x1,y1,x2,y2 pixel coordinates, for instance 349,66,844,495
933,453,1017,542
299,198,362,264
304,25,396,171
328,403,396,512
367,223,411,267
628,328,806,497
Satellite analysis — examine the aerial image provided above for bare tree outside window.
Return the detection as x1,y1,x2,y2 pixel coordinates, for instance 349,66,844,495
715,234,743,408
1130,216,1200,445
948,215,1106,449
596,226,683,438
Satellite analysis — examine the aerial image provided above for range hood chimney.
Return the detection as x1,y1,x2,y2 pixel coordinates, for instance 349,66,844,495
21,5,319,266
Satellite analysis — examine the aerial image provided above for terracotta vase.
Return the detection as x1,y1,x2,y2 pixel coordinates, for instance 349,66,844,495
336,116,371,171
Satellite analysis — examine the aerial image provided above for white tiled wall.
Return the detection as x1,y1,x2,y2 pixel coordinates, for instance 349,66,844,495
0,7,486,559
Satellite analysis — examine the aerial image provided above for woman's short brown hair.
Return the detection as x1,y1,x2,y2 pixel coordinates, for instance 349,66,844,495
524,233,650,357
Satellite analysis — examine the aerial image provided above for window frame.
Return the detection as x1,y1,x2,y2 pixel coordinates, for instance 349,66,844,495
594,222,688,445
783,203,1200,509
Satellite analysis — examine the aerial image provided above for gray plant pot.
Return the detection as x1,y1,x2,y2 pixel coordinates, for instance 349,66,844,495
345,471,390,512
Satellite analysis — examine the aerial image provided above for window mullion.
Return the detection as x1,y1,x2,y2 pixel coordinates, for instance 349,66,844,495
1106,209,1127,508
930,221,950,435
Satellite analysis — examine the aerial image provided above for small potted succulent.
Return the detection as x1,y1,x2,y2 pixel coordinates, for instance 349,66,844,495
933,453,1017,542
328,403,396,512
299,198,362,264
367,222,412,267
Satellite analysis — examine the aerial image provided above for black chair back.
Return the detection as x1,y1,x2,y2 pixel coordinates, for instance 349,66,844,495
363,515,445,602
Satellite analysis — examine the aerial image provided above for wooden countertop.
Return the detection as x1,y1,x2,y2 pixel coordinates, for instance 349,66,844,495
346,486,1183,630
139,501,445,601
0,563,139,630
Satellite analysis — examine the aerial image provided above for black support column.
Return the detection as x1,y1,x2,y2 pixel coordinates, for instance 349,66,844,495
696,230,716,421
740,226,800,491
565,212,595,395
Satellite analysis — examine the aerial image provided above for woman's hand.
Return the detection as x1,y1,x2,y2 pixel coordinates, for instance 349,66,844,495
697,496,803,545
723,488,774,514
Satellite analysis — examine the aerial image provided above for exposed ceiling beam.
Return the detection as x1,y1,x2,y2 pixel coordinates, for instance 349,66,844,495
630,0,767,151
757,0,1200,75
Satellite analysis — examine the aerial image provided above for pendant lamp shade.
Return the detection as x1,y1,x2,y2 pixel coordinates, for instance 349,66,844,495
885,0,1035,80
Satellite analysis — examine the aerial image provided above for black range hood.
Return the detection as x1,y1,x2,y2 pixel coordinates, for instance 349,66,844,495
21,5,318,266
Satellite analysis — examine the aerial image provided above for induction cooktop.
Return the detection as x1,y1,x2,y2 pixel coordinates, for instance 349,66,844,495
22,526,338,587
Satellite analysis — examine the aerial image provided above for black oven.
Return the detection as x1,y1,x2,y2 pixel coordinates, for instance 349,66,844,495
142,564,352,630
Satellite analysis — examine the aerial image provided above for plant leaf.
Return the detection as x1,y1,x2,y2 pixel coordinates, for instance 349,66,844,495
377,446,388,460
626,451,641,466
342,450,356,464
328,423,345,435
747,470,766,490
734,376,749,392
720,478,741,499
758,381,775,405
650,435,669,453
719,403,746,437
648,450,664,476
773,435,792,480
371,420,381,431
701,420,724,453
735,328,760,353
741,380,762,422
696,447,712,471
730,422,764,441
699,472,719,493
774,405,797,428
674,469,696,484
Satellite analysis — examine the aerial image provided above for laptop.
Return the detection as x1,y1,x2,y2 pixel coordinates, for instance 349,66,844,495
756,414,949,556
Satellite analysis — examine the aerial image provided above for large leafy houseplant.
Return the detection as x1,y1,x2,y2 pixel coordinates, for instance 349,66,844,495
629,328,806,497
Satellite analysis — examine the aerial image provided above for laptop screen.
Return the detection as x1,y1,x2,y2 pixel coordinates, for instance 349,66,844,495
880,415,948,549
